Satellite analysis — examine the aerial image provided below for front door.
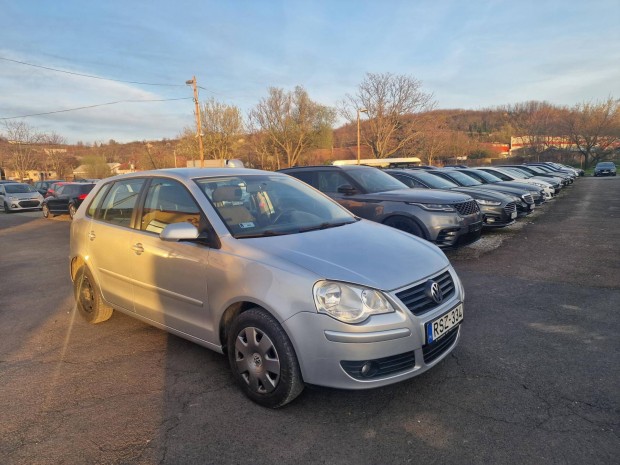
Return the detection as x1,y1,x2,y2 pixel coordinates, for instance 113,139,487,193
130,178,211,340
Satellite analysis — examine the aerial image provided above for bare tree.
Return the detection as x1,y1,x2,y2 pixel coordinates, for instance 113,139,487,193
412,114,450,165
200,98,244,160
249,86,336,168
563,97,620,168
2,121,44,181
503,101,565,160
41,132,71,179
340,73,435,158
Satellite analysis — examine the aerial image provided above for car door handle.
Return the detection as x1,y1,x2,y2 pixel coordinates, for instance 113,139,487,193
132,243,144,255
88,231,96,241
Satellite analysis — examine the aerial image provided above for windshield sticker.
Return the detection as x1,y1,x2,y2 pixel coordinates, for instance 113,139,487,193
239,222,255,229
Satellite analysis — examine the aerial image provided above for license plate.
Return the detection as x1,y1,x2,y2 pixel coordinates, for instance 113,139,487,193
426,304,463,344
511,211,517,219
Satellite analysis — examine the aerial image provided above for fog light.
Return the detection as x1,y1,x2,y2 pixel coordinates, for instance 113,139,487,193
486,217,495,223
360,361,379,378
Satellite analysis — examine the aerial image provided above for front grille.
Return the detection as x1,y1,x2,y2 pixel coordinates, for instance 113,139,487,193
453,199,480,216
18,200,40,208
503,202,516,218
423,326,459,364
396,270,455,316
341,351,415,380
522,193,533,204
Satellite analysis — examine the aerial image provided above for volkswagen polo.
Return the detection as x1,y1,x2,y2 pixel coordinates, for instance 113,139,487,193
70,168,465,407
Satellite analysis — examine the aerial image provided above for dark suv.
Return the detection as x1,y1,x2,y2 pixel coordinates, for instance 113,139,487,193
280,165,483,248
386,169,517,228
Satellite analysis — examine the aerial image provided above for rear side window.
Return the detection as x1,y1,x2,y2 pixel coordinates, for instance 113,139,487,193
289,171,317,188
95,178,145,227
140,178,202,234
316,171,351,193
87,184,112,217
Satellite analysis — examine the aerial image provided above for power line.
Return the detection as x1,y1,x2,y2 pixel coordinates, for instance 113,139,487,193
0,56,187,87
0,97,193,120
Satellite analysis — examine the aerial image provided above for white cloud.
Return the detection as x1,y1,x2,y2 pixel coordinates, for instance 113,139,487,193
0,50,192,143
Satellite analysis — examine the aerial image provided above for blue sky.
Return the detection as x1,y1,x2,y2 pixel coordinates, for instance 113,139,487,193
1,0,619,143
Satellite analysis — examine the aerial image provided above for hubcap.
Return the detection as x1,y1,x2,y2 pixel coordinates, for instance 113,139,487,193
235,326,280,394
79,276,95,314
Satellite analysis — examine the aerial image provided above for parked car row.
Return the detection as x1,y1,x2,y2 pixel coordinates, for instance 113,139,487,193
279,162,580,248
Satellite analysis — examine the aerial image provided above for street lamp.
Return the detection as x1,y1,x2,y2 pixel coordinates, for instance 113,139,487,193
357,108,368,165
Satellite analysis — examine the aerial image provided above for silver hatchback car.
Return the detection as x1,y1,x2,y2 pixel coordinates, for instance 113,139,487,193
70,168,465,407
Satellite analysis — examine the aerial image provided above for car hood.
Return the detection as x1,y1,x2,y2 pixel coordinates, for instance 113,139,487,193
449,187,513,203
239,219,450,291
356,188,472,204
3,191,40,199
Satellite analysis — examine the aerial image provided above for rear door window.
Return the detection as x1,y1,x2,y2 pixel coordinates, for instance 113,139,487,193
95,178,145,227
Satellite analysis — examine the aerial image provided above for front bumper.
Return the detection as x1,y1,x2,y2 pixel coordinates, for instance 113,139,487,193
283,271,463,389
4,199,42,211
481,202,517,228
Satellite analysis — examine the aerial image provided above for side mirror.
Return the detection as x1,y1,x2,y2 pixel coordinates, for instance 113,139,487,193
337,184,357,195
160,222,200,242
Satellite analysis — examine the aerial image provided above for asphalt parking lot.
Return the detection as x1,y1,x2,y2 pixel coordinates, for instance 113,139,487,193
1,177,618,465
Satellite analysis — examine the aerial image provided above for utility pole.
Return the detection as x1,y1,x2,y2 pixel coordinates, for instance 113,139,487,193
186,76,204,168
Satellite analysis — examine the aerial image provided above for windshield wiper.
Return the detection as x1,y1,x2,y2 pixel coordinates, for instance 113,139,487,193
236,229,292,239
299,221,355,233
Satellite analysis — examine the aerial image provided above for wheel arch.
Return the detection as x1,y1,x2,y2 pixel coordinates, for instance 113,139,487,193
382,213,429,240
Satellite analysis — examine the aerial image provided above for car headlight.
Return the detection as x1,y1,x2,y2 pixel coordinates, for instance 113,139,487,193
8,196,18,201
313,281,395,324
407,202,456,212
475,199,501,206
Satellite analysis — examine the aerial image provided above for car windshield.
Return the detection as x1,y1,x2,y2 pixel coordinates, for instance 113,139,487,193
439,171,482,187
346,167,408,193
465,169,502,183
195,174,357,238
406,170,458,188
524,166,545,174
597,162,615,168
5,184,36,194
504,168,532,178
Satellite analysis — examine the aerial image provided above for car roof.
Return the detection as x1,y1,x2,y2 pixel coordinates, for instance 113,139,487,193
280,165,374,171
100,167,282,183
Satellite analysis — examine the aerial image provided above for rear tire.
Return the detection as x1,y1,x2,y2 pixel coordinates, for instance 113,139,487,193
69,204,77,219
384,215,424,239
227,308,304,408
42,204,50,218
74,266,113,324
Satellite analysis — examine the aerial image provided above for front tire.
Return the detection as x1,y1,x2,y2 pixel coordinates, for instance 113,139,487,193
384,215,424,239
42,204,50,218
3,202,11,214
228,308,304,408
69,204,77,219
74,266,113,324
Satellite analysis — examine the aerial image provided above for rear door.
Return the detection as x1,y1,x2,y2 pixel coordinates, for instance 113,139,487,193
47,185,71,213
87,178,146,312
